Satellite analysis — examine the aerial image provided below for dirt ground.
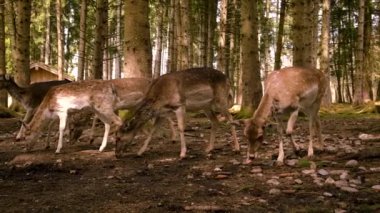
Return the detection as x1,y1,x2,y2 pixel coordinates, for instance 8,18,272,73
0,113,379,213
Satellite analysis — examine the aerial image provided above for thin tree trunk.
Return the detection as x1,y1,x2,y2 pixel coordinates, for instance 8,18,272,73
44,0,51,65
207,0,217,67
176,0,190,70
0,0,6,107
274,0,285,70
91,0,107,79
321,0,332,106
217,0,227,73
56,0,64,80
77,0,87,81
114,0,122,79
353,0,367,104
153,0,164,78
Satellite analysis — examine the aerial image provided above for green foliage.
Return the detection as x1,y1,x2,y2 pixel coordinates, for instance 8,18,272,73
234,107,253,119
297,159,311,168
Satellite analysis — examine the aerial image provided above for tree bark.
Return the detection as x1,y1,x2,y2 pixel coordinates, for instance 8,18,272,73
44,0,51,65
274,0,285,70
153,0,164,78
240,0,262,112
77,0,87,81
321,0,332,106
91,0,107,79
11,0,31,87
217,0,227,73
123,0,152,78
353,0,367,104
0,0,6,107
56,0,64,80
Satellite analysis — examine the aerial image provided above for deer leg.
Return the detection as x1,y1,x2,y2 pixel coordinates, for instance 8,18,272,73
44,119,55,149
286,110,300,152
89,115,98,144
223,110,240,151
273,114,285,164
167,117,177,141
99,123,110,152
16,109,34,140
55,112,68,153
175,106,187,159
137,116,159,156
95,111,122,152
205,111,218,153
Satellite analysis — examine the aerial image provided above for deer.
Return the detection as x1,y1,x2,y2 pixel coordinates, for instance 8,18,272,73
0,74,70,141
242,67,328,165
115,67,240,159
25,78,159,153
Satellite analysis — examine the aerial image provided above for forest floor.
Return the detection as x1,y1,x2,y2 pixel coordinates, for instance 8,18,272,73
0,109,380,213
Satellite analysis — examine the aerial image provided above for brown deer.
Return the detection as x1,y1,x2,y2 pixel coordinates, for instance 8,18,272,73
243,67,327,164
0,74,70,140
25,78,154,153
115,67,240,159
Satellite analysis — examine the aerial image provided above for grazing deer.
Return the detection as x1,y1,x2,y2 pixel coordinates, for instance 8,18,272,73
115,67,240,159
0,74,70,140
243,67,327,164
25,78,153,153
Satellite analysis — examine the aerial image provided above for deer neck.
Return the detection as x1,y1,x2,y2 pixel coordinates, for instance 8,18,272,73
252,93,273,126
5,81,26,103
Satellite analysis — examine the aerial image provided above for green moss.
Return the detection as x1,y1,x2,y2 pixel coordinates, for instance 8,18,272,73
118,110,134,121
234,107,253,119
297,159,311,168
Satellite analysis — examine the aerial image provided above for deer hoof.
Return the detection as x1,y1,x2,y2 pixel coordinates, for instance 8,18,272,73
275,160,284,166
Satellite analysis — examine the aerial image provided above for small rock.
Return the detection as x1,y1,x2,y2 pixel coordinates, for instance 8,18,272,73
325,177,335,185
214,174,228,179
285,159,298,166
269,188,281,195
69,170,77,174
147,164,154,169
349,178,362,185
250,166,262,173
353,140,361,146
330,170,347,175
334,209,347,213
229,159,240,165
214,167,222,172
345,160,358,168
302,169,315,175
358,166,367,171
371,185,380,191
318,169,329,176
310,161,317,170
323,192,333,197
369,167,380,172
294,179,303,184
267,179,280,186
340,186,358,193
335,180,348,188
325,145,338,153
340,172,349,180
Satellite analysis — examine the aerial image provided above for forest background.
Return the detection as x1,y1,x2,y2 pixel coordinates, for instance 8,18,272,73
0,0,379,114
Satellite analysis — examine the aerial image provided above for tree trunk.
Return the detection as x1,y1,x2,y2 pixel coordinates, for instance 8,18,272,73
321,0,332,106
274,0,285,70
114,0,123,79
11,0,31,87
291,0,318,68
56,0,64,80
175,0,190,70
240,0,262,112
123,0,152,78
207,0,217,68
77,0,87,81
353,0,367,104
44,0,51,65
153,0,164,78
91,0,107,79
217,0,227,73
0,0,6,107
